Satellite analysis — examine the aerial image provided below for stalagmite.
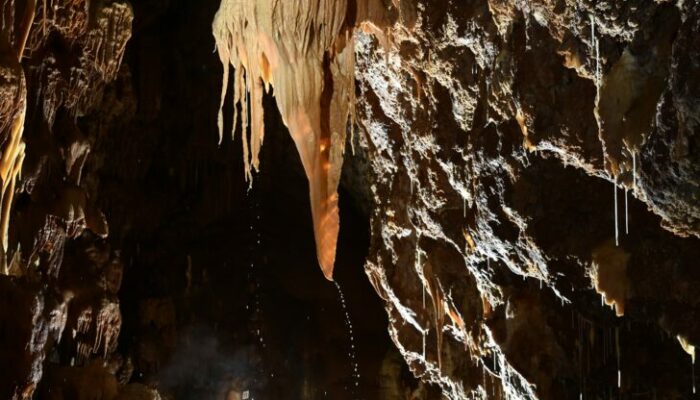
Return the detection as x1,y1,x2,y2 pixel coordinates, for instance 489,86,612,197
213,0,357,280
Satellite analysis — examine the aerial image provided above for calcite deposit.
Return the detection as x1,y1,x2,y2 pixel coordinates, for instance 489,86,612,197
1,0,699,399
0,0,131,398
216,0,700,398
351,0,700,398
213,0,357,280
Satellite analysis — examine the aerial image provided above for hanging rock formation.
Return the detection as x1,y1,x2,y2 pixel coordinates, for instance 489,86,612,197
212,0,361,280
214,0,700,398
2,0,700,398
0,1,133,398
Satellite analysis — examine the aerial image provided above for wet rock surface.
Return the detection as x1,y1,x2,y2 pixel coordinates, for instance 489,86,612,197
1,0,700,399
1,0,426,399
352,0,700,398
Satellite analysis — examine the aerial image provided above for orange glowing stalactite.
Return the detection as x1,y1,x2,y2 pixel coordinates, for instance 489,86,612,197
213,0,356,280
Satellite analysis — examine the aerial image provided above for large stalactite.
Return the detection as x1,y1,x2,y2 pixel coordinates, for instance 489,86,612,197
212,0,359,280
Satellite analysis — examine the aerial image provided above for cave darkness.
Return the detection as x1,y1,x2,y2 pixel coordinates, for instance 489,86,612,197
97,1,428,399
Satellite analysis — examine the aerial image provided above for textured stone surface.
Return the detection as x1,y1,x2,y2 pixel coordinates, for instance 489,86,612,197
3,0,700,399
351,0,700,398
0,1,133,398
3,0,423,398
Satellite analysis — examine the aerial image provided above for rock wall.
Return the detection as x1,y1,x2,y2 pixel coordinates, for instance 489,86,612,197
2,0,700,399
0,1,133,398
1,1,426,398
211,0,700,397
351,0,700,398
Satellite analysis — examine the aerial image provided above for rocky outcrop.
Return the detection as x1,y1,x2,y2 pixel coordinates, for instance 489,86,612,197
3,0,700,398
350,0,700,398
213,0,700,398
0,1,132,398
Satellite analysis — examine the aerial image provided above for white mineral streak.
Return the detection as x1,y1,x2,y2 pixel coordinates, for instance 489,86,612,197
614,182,619,246
213,0,357,280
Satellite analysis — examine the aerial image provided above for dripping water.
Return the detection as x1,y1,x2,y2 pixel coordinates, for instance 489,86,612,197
632,153,637,190
251,192,265,348
334,281,361,395
616,327,621,389
246,183,268,392
578,315,583,400
614,182,619,246
595,37,600,98
692,352,696,395
422,283,427,360
690,351,696,397
420,251,425,310
625,188,629,235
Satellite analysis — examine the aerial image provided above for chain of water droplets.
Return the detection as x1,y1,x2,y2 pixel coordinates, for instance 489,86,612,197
334,281,361,397
250,197,265,347
247,185,269,393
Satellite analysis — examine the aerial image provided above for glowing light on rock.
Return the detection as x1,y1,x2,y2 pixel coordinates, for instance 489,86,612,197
213,0,358,280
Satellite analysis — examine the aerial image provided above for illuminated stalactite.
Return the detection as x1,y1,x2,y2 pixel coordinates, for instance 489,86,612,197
0,0,34,274
212,0,404,279
590,240,629,317
212,0,358,280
